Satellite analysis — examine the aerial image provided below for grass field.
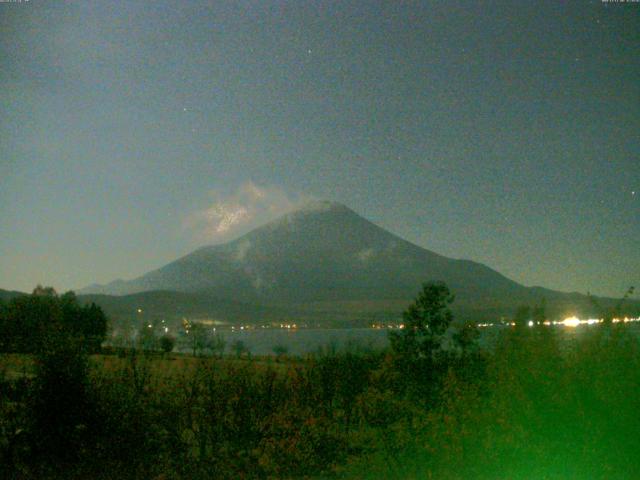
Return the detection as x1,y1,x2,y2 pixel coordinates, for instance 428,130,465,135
1,324,639,479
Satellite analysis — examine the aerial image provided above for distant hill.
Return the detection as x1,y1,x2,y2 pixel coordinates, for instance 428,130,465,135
0,288,27,302
78,201,639,324
76,290,293,326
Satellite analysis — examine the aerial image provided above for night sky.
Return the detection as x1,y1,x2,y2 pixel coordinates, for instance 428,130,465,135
1,1,638,297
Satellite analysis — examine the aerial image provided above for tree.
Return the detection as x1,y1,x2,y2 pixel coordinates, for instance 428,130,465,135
272,344,288,359
452,321,480,354
210,333,226,358
60,292,108,353
112,323,135,353
513,305,531,327
532,299,546,325
589,286,635,325
160,335,176,354
137,321,158,351
0,298,6,351
0,287,107,353
32,284,57,297
189,323,209,357
231,339,249,358
389,281,454,360
83,304,107,352
29,331,97,465
3,291,61,352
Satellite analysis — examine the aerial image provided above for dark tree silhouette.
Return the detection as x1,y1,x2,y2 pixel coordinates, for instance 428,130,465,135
29,332,97,466
231,339,249,358
0,287,107,353
389,281,454,360
189,323,209,357
160,335,176,354
589,286,635,325
513,305,531,327
532,298,546,325
453,321,480,353
272,344,288,358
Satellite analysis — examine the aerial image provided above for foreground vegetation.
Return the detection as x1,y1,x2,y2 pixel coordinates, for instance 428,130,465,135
1,285,639,479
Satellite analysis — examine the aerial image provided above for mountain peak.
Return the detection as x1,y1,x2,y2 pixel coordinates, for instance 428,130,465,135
80,200,524,311
253,200,357,234
294,200,350,214
257,200,367,236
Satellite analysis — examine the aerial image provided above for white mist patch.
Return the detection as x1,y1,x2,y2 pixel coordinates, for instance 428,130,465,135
184,181,313,244
243,265,273,291
214,205,249,234
357,248,375,262
234,239,252,262
272,200,343,232
252,273,264,290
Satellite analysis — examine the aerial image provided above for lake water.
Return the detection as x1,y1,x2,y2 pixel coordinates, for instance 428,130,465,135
175,323,640,356
177,328,390,356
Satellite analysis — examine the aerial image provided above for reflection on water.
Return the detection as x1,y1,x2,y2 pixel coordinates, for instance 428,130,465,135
187,328,389,356
174,319,640,356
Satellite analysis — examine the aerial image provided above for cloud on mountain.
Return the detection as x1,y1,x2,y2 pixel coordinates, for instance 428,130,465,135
184,182,311,244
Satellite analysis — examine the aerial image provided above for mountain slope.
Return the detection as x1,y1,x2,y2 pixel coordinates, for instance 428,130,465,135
79,201,636,322
77,290,290,325
82,201,523,302
0,288,27,302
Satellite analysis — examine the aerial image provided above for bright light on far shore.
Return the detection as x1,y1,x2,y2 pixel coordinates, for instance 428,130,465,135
553,316,640,327
560,316,581,328
466,316,640,330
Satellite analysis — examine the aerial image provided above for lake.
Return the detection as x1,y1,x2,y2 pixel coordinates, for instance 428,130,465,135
175,321,640,356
